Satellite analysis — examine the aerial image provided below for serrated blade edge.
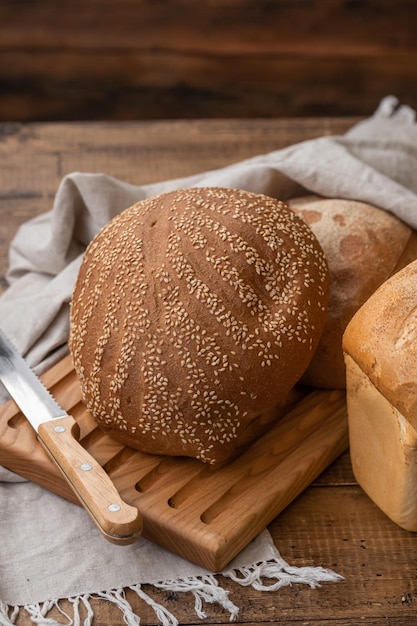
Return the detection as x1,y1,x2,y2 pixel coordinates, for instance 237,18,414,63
0,327,67,431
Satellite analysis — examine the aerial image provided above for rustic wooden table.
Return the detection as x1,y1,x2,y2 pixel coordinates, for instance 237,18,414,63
1,118,416,625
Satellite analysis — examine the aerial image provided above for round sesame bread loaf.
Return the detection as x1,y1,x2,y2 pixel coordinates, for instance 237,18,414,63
69,187,329,464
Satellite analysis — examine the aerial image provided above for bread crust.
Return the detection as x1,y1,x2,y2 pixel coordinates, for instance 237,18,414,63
69,187,329,463
289,195,416,389
343,260,417,431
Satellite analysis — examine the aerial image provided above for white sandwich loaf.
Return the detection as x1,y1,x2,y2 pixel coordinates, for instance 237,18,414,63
343,260,417,531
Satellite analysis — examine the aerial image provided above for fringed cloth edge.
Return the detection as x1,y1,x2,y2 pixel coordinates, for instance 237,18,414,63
0,557,343,625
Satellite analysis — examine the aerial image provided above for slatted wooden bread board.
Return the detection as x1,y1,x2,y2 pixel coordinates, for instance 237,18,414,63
0,353,348,571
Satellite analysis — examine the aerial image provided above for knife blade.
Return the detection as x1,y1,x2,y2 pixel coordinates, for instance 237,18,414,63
0,327,142,545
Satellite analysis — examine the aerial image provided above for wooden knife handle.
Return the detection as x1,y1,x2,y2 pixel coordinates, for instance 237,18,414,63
37,414,142,545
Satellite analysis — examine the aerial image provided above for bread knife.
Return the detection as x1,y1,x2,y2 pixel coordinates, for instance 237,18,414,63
0,327,142,545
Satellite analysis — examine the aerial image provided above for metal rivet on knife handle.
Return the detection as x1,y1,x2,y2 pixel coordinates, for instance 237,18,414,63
38,415,143,544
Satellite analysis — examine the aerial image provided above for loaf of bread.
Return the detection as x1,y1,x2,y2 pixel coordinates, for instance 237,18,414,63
69,187,329,464
343,260,417,531
289,195,417,389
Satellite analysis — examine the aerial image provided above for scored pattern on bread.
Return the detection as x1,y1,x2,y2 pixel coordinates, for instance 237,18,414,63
69,187,329,464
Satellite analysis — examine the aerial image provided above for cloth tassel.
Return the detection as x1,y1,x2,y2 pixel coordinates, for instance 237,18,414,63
152,575,240,621
94,589,141,625
21,600,67,625
67,595,94,626
223,557,344,591
129,584,179,626
0,602,19,626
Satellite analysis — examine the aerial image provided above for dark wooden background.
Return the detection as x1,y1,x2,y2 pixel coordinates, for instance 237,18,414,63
1,0,416,122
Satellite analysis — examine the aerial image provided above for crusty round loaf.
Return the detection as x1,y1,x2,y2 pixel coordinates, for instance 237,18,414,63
289,195,417,389
69,187,329,464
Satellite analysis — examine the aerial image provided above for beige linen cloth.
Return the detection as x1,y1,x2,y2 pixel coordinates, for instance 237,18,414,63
1,96,416,625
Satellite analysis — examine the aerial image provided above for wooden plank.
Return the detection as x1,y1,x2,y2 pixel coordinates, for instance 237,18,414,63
1,0,416,53
0,0,416,120
0,52,415,121
0,117,356,193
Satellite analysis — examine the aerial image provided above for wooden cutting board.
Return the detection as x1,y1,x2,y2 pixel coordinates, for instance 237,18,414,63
0,353,348,571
